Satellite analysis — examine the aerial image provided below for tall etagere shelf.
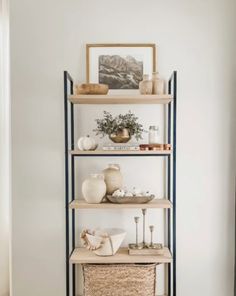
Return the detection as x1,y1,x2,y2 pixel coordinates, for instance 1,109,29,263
64,71,177,296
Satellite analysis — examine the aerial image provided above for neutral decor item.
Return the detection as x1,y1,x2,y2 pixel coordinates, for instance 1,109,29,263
107,194,155,204
77,135,97,151
103,164,122,195
134,217,140,248
109,128,131,143
82,174,106,203
129,211,164,255
149,225,154,248
139,143,169,151
129,245,164,255
76,83,109,95
94,110,145,142
82,263,157,296
142,209,147,247
152,72,165,95
139,74,153,94
102,143,140,151
81,228,126,256
86,43,156,93
148,125,159,144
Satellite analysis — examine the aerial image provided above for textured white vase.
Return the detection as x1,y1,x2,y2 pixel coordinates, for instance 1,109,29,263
82,174,106,203
152,72,165,95
103,164,123,195
139,74,153,94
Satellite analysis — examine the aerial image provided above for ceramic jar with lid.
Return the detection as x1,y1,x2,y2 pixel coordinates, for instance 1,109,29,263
82,174,106,203
139,74,152,95
103,164,123,195
149,126,159,144
152,72,165,95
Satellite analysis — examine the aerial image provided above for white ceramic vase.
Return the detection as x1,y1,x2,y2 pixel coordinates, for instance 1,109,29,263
152,72,165,95
103,164,123,195
82,174,106,203
139,74,153,95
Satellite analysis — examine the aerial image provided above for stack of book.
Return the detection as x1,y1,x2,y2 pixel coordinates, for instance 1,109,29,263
102,143,140,151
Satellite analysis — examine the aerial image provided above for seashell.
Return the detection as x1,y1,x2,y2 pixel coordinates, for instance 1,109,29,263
132,187,142,196
112,189,125,197
125,191,133,197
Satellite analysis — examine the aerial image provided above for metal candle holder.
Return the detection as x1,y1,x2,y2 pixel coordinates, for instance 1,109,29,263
129,209,163,251
129,216,142,250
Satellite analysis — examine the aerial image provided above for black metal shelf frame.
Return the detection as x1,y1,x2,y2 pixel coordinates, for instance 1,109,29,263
64,70,177,296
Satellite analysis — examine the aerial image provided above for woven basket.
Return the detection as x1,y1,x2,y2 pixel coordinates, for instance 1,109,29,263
82,263,157,296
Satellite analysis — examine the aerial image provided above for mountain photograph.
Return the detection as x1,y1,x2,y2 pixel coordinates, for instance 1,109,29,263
98,55,143,89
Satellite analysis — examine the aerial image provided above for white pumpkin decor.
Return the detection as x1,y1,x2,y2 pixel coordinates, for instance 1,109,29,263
77,135,97,151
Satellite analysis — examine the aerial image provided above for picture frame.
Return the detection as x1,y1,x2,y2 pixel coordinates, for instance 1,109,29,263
86,43,156,93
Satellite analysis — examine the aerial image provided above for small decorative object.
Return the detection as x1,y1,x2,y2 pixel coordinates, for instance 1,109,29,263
149,225,154,248
129,211,164,255
80,228,126,256
94,111,145,143
86,43,156,93
139,74,153,95
77,135,98,151
152,72,165,95
103,164,123,195
82,174,106,203
107,194,155,204
76,83,109,95
110,128,131,143
134,217,140,248
129,217,143,250
148,125,159,144
139,144,168,151
142,209,148,248
164,143,172,150
102,143,140,151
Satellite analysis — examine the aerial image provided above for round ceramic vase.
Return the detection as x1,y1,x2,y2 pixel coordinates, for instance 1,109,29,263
139,74,153,95
103,164,123,195
152,72,165,95
82,174,106,203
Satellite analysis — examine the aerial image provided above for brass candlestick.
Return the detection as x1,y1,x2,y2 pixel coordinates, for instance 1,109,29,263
142,209,148,248
149,225,154,247
134,217,140,247
129,216,142,250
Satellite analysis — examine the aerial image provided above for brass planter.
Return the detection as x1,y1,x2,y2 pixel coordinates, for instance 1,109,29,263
109,128,131,143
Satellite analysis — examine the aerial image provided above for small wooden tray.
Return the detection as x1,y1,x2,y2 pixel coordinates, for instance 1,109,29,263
76,83,108,95
129,244,164,255
106,195,155,204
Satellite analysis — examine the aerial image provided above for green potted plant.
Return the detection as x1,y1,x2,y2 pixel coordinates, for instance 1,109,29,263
94,111,145,143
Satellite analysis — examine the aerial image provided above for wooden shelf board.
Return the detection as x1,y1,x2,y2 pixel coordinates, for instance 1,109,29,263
70,199,172,209
78,295,166,296
70,149,171,156
70,247,172,264
69,94,173,105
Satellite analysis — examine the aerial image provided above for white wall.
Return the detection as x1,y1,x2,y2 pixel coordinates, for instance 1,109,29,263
10,0,236,296
0,0,10,295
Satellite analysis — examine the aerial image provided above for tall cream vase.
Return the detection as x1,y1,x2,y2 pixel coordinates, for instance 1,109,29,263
152,72,165,95
139,74,152,95
103,164,123,195
82,174,106,203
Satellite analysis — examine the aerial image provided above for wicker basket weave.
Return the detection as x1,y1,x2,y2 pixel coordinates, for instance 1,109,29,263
82,263,157,296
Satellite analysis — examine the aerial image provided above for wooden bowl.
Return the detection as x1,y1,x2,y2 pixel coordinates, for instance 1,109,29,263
76,83,109,95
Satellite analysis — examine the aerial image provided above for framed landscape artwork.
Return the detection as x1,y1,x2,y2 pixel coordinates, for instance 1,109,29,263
86,43,156,93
